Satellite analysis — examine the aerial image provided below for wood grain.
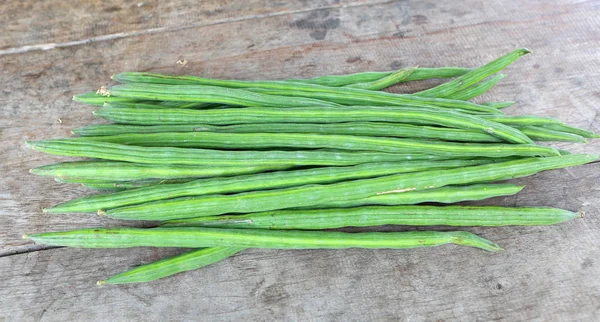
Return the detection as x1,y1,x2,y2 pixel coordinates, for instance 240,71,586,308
1,0,599,320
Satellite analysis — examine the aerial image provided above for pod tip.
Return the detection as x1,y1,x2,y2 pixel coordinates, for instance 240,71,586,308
579,211,585,219
22,234,29,240
97,209,106,216
97,280,107,287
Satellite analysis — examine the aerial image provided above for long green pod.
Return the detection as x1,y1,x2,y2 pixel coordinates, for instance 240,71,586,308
163,183,524,224
310,183,524,208
94,106,532,144
156,101,214,109
542,124,600,139
113,69,466,87
108,80,503,115
80,183,126,191
72,91,139,106
115,67,469,88
24,228,502,252
31,161,292,181
519,126,587,143
290,67,471,86
104,154,599,220
416,48,530,98
107,84,342,108
446,74,505,101
46,160,498,213
245,87,501,114
94,101,172,109
93,101,201,110
344,68,414,90
162,206,581,229
79,132,558,158
72,122,503,142
55,177,196,188
483,101,515,109
98,247,244,285
26,140,447,166
481,115,563,127
81,181,200,192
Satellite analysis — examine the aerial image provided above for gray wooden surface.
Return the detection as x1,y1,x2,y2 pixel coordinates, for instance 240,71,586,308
1,0,599,320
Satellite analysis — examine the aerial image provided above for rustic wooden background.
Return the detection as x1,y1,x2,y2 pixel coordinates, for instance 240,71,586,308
1,0,599,320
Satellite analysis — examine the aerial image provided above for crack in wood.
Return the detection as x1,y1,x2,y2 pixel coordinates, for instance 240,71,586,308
0,244,63,258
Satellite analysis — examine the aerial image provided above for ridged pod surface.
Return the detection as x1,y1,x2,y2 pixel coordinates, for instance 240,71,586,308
94,105,532,144
26,140,453,166
79,132,558,157
104,155,598,220
25,228,503,252
46,160,498,213
162,205,580,229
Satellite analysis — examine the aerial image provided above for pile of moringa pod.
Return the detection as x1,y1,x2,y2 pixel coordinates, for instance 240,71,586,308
24,48,599,285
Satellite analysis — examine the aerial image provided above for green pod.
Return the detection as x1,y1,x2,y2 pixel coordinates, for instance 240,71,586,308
80,183,126,191
109,101,230,110
482,115,563,127
482,101,515,109
94,101,213,110
156,101,213,108
288,67,471,86
163,184,525,226
245,87,501,115
94,101,173,109
80,132,558,158
31,161,292,181
416,48,530,98
55,177,196,188
115,67,470,89
542,124,600,139
446,74,505,101
93,105,532,144
24,228,503,252
73,91,139,106
108,79,502,115
310,183,524,208
26,140,448,166
108,84,342,108
519,126,587,143
103,155,598,221
46,160,498,213
114,68,469,88
162,205,581,229
343,68,414,90
98,247,244,285
72,122,503,143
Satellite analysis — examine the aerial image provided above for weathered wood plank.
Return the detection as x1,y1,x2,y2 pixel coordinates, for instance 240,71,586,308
0,0,373,53
1,0,599,320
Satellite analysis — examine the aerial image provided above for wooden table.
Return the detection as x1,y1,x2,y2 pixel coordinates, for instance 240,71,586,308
1,0,599,320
